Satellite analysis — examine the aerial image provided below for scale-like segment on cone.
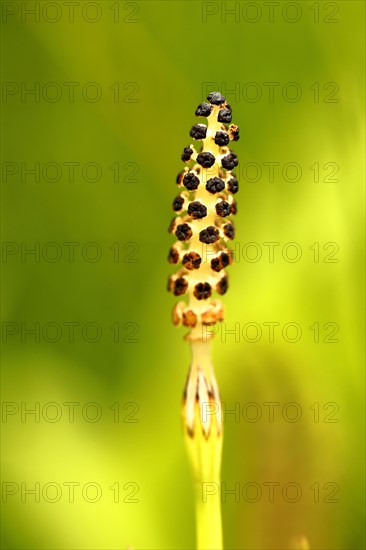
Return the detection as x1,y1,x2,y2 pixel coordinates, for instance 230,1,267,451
168,91,239,341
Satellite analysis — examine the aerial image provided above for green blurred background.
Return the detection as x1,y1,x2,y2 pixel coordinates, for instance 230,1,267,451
1,1,364,548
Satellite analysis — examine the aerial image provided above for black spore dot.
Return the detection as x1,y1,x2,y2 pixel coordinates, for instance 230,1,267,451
172,195,184,211
227,176,239,194
181,146,193,162
188,201,207,219
199,226,220,244
207,92,226,105
230,200,237,215
175,223,192,241
214,130,230,146
190,124,207,140
229,124,240,141
168,217,176,233
216,275,228,295
222,152,238,171
218,108,232,123
195,102,213,117
223,222,235,240
211,257,221,272
194,282,212,300
174,277,188,296
197,152,215,168
168,247,179,264
210,252,230,272
182,251,202,270
221,252,230,267
206,177,225,194
176,169,186,184
215,201,231,217
183,172,200,190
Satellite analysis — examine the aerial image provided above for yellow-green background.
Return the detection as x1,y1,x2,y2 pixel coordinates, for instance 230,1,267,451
1,1,364,548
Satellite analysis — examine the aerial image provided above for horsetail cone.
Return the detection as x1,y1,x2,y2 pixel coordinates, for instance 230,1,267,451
168,92,239,550
168,91,239,344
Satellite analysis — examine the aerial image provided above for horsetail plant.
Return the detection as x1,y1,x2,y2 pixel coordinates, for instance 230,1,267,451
168,92,239,550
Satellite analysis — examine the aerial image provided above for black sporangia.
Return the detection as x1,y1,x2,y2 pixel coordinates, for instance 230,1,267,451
168,92,239,334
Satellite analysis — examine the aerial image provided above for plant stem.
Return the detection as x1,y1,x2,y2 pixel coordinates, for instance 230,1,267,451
195,484,222,550
183,340,223,550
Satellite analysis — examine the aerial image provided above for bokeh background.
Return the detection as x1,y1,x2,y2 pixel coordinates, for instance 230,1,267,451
1,1,364,548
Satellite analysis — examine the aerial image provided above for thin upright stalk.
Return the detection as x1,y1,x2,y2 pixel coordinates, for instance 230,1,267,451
183,340,223,550
168,92,239,549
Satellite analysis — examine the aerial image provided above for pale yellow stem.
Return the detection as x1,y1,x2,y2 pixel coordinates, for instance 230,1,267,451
183,340,223,550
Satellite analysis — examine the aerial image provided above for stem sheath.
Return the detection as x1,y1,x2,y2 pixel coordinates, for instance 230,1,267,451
183,340,223,550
